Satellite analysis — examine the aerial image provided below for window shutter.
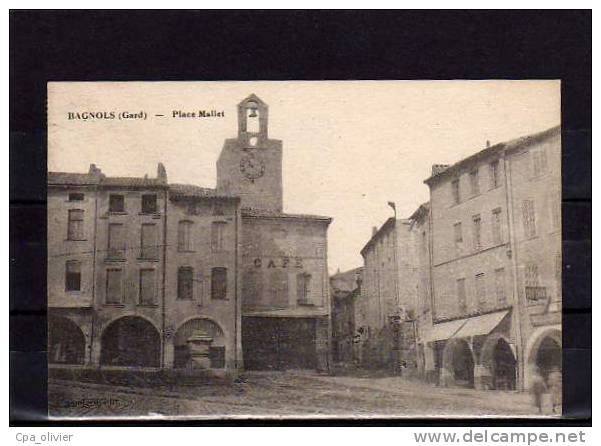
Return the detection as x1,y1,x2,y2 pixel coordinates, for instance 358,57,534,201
106,269,122,304
139,269,156,305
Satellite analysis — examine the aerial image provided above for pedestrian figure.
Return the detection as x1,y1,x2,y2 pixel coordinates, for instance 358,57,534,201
529,366,547,414
548,368,562,414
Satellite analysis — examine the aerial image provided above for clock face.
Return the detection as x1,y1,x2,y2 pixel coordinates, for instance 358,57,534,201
240,153,265,181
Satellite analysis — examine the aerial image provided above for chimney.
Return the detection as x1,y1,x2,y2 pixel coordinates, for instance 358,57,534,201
431,164,450,176
88,163,103,179
486,140,491,148
372,226,378,236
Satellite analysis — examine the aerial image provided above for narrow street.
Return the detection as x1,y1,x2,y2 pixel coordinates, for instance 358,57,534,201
49,370,551,419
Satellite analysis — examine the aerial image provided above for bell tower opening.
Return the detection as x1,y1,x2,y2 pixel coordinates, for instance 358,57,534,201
238,94,269,143
246,101,260,133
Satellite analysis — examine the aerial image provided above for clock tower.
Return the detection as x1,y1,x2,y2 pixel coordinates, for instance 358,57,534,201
216,94,283,212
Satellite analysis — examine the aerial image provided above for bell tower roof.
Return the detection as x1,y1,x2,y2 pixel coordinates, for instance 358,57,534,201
238,93,266,107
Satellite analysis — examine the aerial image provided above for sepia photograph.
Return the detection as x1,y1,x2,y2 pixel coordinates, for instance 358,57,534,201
46,80,562,419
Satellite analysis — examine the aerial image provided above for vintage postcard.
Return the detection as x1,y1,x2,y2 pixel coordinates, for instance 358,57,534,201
47,81,561,419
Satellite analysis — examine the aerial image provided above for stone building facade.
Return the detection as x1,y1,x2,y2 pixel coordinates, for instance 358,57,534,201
424,139,518,390
48,164,243,374
330,267,363,364
164,184,242,371
407,202,436,382
504,127,562,390
359,217,418,372
216,95,332,371
421,125,561,391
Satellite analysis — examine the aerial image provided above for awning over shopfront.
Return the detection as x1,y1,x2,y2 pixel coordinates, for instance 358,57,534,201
427,318,466,342
426,310,510,343
452,310,509,339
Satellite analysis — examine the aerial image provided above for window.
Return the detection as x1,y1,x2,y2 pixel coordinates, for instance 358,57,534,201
65,260,81,291
178,220,193,251
475,273,486,310
489,160,500,189
177,267,194,300
68,192,84,201
491,207,503,244
141,194,157,214
453,222,463,255
524,262,545,302
495,268,506,306
108,223,125,258
139,269,156,305
211,267,227,300
243,269,263,307
525,263,539,287
109,194,125,212
451,179,460,204
67,209,84,240
472,214,482,251
469,168,480,196
297,273,312,304
456,278,467,313
532,149,548,176
140,224,158,259
106,269,122,304
269,269,289,307
211,221,227,252
453,222,463,244
522,199,537,238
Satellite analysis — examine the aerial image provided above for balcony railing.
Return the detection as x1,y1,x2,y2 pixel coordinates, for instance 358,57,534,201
525,286,547,302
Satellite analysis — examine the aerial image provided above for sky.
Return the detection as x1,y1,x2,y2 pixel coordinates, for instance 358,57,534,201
48,80,561,274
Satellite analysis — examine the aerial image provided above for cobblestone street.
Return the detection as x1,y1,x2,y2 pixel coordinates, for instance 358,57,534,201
49,370,553,419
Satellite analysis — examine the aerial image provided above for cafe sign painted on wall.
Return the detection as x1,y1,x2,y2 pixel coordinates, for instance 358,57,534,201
253,257,304,269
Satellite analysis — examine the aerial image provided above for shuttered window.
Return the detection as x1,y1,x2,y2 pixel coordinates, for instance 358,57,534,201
495,268,506,306
451,179,460,204
178,220,193,251
109,194,125,212
177,267,194,300
106,269,122,304
475,273,486,310
489,160,500,189
140,224,158,259
141,194,157,214
492,208,503,244
297,273,311,304
469,168,480,196
139,269,156,305
211,221,227,252
65,260,81,291
108,223,126,258
456,278,467,313
522,199,537,238
211,267,227,300
472,214,482,251
67,209,84,240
